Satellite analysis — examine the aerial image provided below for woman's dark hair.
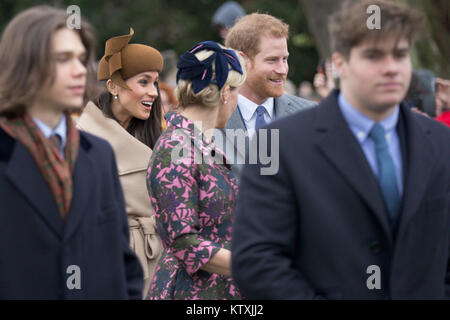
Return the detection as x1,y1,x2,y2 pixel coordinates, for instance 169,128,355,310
97,83,162,149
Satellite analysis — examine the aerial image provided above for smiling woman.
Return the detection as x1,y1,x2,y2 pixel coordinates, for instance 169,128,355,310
110,71,160,129
87,28,164,149
77,28,165,299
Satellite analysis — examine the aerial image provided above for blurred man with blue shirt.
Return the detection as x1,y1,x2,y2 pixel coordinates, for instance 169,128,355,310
232,0,450,299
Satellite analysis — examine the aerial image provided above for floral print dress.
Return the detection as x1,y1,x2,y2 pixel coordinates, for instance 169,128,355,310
146,111,241,300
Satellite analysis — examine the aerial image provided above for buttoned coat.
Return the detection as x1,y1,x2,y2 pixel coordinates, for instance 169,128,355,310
77,102,163,298
232,90,450,299
0,126,143,299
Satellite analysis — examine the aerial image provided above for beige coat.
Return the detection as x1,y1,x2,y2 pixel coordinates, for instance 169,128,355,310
77,101,162,298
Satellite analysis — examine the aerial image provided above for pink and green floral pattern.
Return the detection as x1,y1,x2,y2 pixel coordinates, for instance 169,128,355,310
146,111,241,300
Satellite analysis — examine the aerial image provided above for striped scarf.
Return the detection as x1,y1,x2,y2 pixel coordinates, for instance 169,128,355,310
0,111,79,219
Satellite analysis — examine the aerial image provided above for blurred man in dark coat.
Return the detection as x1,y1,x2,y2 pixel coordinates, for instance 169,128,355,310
232,0,450,299
0,6,143,299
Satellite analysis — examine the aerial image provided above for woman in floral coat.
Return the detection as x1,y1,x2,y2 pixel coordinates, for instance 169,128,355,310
146,41,246,299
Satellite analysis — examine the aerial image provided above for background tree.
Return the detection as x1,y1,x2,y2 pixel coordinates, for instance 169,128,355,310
411,0,450,78
300,0,450,78
0,0,319,87
1,0,448,85
299,0,350,60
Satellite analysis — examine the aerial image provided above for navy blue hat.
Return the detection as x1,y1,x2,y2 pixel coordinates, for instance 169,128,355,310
176,41,243,94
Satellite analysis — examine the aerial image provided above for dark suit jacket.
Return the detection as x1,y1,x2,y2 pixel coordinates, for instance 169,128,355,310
216,94,316,179
0,128,143,299
232,90,450,299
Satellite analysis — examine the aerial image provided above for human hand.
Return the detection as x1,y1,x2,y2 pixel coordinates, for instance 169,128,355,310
411,107,430,118
313,72,330,99
313,59,335,99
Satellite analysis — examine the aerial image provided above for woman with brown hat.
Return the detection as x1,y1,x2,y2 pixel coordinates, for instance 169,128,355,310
77,28,163,298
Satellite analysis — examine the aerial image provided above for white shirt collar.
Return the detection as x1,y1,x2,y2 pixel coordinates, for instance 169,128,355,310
32,114,67,149
338,93,399,143
238,94,274,121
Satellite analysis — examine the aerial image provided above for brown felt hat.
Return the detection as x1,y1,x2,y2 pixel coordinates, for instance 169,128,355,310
97,28,163,90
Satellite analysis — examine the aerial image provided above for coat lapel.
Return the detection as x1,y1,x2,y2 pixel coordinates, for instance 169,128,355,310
5,143,64,238
226,106,246,131
315,91,393,241
274,95,297,119
63,135,94,241
224,105,249,165
396,105,435,238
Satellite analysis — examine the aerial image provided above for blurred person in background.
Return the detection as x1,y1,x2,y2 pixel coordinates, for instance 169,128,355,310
159,49,178,89
212,1,246,41
0,6,142,299
434,77,450,127
405,69,436,117
313,58,336,101
284,78,298,96
298,80,320,102
158,82,178,131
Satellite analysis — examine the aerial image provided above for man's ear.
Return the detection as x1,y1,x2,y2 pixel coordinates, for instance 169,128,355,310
106,79,119,96
221,85,231,104
239,51,252,70
332,52,346,79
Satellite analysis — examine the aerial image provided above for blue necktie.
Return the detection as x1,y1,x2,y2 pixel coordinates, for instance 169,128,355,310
369,123,400,221
255,105,267,131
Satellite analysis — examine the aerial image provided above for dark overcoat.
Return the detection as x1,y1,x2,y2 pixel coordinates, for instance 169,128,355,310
232,90,450,299
0,128,143,299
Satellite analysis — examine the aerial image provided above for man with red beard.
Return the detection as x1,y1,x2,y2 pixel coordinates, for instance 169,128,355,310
220,13,315,179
